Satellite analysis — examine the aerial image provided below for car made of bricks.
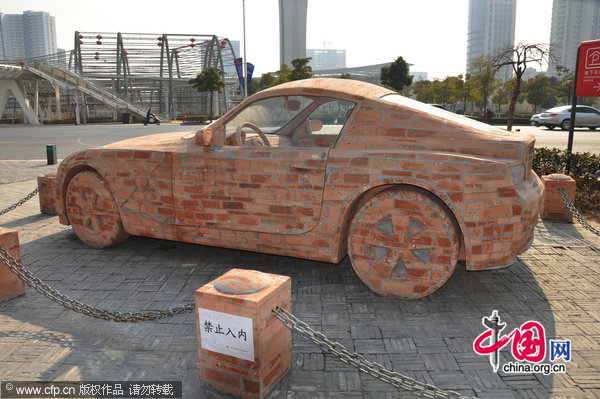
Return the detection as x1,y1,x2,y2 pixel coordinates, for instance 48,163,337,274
54,78,543,300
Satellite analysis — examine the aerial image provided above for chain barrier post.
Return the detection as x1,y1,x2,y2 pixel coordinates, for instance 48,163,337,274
0,228,26,302
0,184,44,217
0,245,194,321
541,174,576,222
46,144,57,165
558,186,600,236
195,269,292,399
37,172,58,215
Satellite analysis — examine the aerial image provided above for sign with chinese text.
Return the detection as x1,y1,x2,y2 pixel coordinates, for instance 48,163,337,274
198,308,254,361
576,39,600,97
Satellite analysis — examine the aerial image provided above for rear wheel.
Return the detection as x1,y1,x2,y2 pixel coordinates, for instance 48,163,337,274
347,187,460,299
65,171,129,248
561,119,570,131
589,126,596,131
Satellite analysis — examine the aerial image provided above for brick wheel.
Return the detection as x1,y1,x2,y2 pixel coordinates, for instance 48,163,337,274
348,187,459,299
65,171,129,248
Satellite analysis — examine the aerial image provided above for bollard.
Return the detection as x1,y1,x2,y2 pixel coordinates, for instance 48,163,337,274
38,171,58,215
46,144,57,165
0,228,25,302
195,269,291,399
541,173,576,222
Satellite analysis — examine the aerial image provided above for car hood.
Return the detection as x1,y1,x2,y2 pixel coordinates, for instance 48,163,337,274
98,131,194,152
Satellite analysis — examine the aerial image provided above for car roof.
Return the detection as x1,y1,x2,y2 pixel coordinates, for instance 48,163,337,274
259,78,395,101
546,105,571,112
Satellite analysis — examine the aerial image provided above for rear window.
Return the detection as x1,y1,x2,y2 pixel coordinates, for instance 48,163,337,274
380,94,510,135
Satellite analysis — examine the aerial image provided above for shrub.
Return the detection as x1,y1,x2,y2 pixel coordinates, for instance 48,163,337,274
182,115,208,124
533,147,600,221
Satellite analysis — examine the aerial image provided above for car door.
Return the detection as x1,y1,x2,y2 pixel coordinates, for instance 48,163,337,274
171,95,355,235
576,106,592,126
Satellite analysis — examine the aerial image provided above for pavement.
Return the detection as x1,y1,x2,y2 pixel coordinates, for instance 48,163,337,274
1,161,600,398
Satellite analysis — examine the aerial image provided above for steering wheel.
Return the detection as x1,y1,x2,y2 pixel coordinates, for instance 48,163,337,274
235,122,271,147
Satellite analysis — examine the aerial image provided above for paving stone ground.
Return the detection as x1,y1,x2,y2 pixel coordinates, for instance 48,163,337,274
1,177,599,399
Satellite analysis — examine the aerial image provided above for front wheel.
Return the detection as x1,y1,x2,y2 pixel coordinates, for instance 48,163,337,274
589,126,596,131
347,187,460,299
143,119,148,126
561,119,570,131
65,171,129,248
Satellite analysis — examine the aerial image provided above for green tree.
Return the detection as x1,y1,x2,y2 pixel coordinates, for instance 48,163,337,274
413,79,436,103
523,74,556,112
381,56,413,92
276,63,291,84
188,67,226,122
470,54,499,116
340,73,353,79
493,43,554,130
456,73,476,113
555,65,574,105
258,72,277,90
289,57,314,81
492,78,515,113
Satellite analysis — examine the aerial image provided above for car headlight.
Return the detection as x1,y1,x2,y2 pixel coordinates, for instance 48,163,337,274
511,164,525,186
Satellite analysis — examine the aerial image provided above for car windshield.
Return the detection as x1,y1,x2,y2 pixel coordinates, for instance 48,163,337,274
225,96,314,135
380,94,510,135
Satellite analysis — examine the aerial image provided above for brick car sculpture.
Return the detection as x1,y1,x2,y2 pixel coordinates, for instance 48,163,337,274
54,79,543,299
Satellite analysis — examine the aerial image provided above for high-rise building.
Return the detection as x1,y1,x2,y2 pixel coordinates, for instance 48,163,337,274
466,0,517,81
279,0,307,66
306,49,346,71
0,10,57,60
549,0,600,75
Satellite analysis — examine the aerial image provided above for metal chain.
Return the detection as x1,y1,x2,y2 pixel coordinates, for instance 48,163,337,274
557,186,600,236
273,307,473,399
0,184,45,216
0,246,194,322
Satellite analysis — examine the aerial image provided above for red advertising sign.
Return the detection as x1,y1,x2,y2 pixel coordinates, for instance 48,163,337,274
576,39,600,97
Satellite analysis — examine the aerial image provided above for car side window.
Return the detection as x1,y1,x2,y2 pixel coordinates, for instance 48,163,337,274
576,106,589,113
288,99,356,148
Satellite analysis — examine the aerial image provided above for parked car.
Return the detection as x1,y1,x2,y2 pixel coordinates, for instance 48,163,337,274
530,113,542,127
54,79,543,300
539,105,600,130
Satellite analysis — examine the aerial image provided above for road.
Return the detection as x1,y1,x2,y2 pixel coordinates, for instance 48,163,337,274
0,123,197,160
514,124,600,154
0,123,599,161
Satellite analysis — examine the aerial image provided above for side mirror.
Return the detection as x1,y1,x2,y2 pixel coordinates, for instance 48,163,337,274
196,127,214,146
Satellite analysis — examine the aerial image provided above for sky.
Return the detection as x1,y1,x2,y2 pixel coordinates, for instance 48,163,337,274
0,0,554,79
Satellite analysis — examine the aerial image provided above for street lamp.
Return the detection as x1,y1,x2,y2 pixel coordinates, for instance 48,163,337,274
242,0,248,99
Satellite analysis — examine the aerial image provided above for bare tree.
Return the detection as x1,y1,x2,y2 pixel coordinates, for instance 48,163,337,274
493,43,554,131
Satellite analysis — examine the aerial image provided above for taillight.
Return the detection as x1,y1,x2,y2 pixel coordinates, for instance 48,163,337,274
549,113,558,116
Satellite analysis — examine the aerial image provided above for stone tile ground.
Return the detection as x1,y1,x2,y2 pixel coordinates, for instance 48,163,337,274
1,179,599,398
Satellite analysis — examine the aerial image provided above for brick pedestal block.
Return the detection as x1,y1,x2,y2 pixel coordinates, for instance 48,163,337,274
38,171,57,215
0,228,25,302
541,174,576,222
195,269,291,399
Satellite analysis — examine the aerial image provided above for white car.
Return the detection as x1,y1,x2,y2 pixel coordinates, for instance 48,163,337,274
530,113,542,127
539,105,600,130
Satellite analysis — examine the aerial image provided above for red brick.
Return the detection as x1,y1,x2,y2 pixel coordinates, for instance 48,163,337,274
0,228,25,302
